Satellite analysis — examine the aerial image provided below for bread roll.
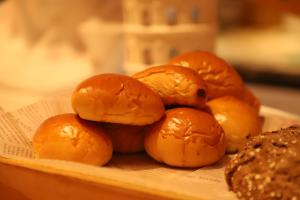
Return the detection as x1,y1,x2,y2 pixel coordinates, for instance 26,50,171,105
206,96,262,153
103,123,145,153
169,51,244,100
242,87,260,113
72,74,165,125
132,65,207,108
225,125,300,200
32,114,113,166
144,108,226,168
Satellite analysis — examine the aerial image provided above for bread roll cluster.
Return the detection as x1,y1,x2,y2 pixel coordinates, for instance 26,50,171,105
32,51,262,167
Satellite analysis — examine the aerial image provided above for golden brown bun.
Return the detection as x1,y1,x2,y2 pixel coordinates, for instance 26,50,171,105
169,51,245,100
242,87,260,113
144,108,226,168
72,74,165,125
132,65,207,108
103,123,145,153
206,96,262,153
32,114,113,166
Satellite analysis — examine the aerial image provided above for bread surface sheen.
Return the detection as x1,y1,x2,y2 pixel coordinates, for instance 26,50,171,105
170,51,244,100
133,65,207,108
206,96,262,153
32,113,113,166
72,74,165,125
144,107,226,168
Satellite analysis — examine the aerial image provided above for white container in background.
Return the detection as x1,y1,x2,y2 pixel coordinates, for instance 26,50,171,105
122,0,218,74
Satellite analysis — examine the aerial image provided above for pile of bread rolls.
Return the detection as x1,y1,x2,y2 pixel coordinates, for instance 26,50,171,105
32,51,262,168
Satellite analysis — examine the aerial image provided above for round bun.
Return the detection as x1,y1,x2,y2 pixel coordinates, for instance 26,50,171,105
169,51,244,100
133,65,207,108
103,123,145,153
32,114,113,166
206,96,262,153
144,108,226,168
72,74,164,125
242,87,260,113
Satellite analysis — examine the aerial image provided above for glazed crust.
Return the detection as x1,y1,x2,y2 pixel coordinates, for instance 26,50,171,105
72,74,165,125
144,108,226,168
133,65,207,108
206,96,262,153
32,113,113,166
169,51,244,100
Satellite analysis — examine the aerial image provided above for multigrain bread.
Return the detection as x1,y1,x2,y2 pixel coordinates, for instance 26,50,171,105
144,108,226,168
225,125,300,200
72,74,165,125
206,96,262,153
32,114,113,166
169,51,244,100
132,65,207,108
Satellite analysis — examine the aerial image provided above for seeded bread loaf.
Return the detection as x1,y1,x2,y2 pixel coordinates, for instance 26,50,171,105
225,125,300,200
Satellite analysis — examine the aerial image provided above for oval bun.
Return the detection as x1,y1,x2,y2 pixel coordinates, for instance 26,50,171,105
72,74,165,125
32,114,113,166
144,108,226,168
103,123,145,153
133,65,207,108
206,96,262,153
169,51,244,100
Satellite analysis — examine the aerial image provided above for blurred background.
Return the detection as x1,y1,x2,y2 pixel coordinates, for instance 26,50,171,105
0,0,299,114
